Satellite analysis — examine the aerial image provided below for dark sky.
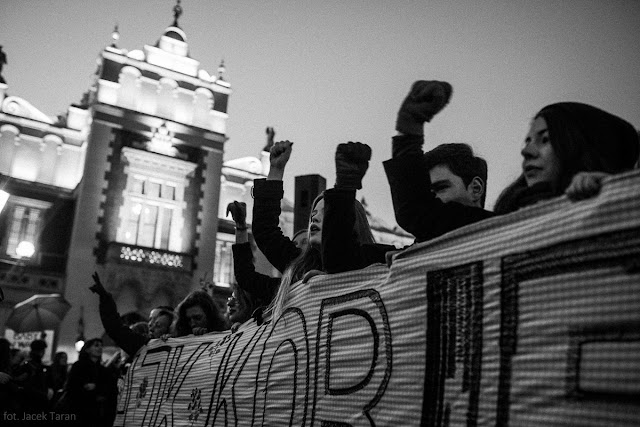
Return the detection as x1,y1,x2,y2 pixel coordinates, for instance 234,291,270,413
2,0,639,227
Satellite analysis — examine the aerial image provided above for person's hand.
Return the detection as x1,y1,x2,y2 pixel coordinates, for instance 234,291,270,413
266,127,275,145
226,201,247,228
83,383,96,391
302,270,326,284
192,327,208,336
160,334,172,342
396,80,453,135
89,272,108,296
0,372,12,384
565,171,608,201
335,142,371,190
269,140,294,171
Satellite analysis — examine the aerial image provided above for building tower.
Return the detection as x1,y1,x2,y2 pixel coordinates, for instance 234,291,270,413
57,6,231,356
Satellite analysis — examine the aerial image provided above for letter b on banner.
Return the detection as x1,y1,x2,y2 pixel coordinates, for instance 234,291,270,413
313,289,392,427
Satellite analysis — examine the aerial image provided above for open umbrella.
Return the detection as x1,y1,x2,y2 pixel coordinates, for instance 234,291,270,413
5,293,72,333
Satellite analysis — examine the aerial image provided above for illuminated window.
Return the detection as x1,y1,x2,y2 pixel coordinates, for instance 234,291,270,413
118,147,196,253
3,197,51,259
213,233,235,287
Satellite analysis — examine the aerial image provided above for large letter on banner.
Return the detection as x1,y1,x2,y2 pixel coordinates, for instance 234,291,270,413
115,169,640,426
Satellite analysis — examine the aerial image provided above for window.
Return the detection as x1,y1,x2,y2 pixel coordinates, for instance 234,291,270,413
3,197,51,259
213,234,234,288
118,147,196,253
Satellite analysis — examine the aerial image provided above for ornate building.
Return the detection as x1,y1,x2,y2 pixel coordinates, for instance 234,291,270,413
1,6,233,359
0,6,412,361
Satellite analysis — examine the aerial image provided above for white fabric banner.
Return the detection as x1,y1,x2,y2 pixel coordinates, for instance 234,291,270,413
115,170,640,426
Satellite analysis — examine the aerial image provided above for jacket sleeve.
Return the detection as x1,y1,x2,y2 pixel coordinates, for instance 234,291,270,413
232,242,279,304
99,292,148,356
384,135,495,242
322,188,396,273
251,179,301,273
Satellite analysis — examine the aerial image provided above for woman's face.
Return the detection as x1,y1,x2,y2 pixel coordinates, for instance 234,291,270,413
185,305,208,329
227,293,251,324
521,116,561,187
86,341,103,359
307,198,324,248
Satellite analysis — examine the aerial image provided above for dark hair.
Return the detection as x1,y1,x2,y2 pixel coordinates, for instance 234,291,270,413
174,290,226,337
30,339,47,352
79,338,102,362
424,143,488,207
495,102,639,214
268,194,375,320
230,283,267,325
53,351,67,365
130,321,149,336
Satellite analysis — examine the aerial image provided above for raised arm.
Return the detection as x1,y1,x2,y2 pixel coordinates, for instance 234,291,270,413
227,200,279,303
252,140,301,272
383,81,493,242
323,142,395,273
89,272,148,356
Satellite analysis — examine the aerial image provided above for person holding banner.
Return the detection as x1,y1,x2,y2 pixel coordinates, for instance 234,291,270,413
253,141,393,320
385,81,639,241
384,81,495,242
174,290,227,336
494,101,640,213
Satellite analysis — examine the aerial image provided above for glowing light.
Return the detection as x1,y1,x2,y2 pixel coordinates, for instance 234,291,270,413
0,190,9,213
75,339,85,352
132,203,142,215
16,241,35,258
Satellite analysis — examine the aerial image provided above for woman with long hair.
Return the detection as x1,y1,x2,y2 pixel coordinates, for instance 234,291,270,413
494,102,639,213
174,290,227,336
253,141,395,321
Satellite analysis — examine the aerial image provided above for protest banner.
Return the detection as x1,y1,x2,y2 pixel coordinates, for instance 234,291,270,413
115,170,640,426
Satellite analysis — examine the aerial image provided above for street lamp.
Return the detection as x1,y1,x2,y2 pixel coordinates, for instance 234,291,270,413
16,241,35,258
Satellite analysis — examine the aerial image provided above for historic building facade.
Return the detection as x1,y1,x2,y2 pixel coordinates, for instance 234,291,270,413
0,10,412,361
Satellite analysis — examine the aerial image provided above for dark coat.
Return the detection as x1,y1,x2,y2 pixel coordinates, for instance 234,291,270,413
383,134,495,242
99,292,149,357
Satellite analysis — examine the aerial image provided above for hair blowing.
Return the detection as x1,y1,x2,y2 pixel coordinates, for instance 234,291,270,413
268,193,375,321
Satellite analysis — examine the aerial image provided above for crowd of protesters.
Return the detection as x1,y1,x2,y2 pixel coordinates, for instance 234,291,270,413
1,79,636,425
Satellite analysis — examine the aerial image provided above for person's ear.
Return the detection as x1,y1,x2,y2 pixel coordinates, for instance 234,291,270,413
468,176,485,204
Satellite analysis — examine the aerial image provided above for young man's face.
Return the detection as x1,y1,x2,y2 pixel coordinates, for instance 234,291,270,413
429,165,478,207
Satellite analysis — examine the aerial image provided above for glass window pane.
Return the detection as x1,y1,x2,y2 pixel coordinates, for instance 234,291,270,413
137,205,158,247
159,207,172,250
162,185,175,200
132,178,144,194
145,182,161,198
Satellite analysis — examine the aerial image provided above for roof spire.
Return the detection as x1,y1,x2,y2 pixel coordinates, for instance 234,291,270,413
111,24,120,48
173,0,183,27
217,59,226,80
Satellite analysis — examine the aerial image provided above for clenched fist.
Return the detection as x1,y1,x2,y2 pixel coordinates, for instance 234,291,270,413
335,142,372,190
396,80,453,135
269,140,294,171
226,201,247,228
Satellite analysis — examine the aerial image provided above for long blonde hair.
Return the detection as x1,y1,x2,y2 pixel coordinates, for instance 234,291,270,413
268,193,375,321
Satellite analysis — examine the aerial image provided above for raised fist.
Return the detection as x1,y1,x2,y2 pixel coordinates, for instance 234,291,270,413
396,80,453,135
226,201,247,227
269,140,293,171
335,141,372,190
